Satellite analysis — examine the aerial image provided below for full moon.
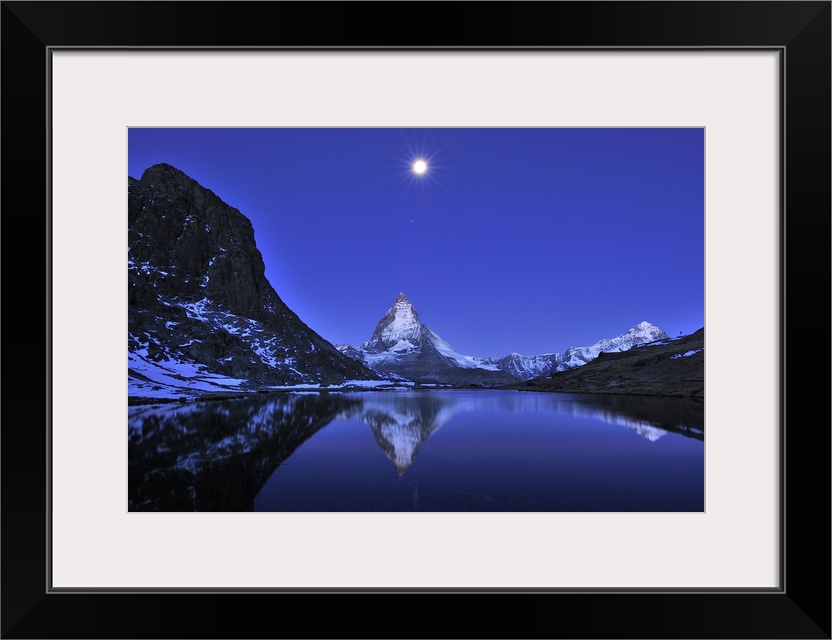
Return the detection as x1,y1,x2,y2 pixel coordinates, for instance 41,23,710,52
412,159,428,175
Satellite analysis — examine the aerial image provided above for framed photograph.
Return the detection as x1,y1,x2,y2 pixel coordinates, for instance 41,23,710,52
4,1,829,638
125,126,706,515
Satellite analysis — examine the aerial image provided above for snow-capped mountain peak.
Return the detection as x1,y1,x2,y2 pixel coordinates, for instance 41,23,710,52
629,321,665,339
361,292,423,351
345,293,516,385
556,321,670,369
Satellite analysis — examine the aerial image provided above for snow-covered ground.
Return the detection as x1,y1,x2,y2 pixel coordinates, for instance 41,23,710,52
129,348,413,399
128,350,253,398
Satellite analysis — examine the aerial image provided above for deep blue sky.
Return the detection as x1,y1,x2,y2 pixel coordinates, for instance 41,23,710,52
129,128,704,357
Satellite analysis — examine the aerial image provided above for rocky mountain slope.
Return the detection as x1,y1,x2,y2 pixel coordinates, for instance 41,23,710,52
514,328,704,398
338,293,516,385
128,163,379,398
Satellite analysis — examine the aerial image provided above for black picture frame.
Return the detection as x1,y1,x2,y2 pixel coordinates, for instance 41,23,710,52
2,2,829,638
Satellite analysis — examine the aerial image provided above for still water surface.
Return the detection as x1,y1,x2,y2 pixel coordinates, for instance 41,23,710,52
128,390,703,512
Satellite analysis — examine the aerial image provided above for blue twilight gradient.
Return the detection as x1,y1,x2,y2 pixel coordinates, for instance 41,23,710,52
128,128,704,358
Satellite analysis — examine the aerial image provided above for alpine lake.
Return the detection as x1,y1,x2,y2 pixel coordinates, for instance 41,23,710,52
128,389,704,512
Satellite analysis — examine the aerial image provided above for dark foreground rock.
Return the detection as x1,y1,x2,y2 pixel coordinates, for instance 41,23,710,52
129,163,380,389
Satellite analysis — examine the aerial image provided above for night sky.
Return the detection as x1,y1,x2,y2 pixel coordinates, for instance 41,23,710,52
128,128,704,358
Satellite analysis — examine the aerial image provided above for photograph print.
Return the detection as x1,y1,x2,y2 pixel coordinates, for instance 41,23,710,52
127,127,704,512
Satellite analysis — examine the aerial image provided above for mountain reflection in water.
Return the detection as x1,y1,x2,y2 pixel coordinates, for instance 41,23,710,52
128,390,703,512
344,394,456,475
128,393,358,511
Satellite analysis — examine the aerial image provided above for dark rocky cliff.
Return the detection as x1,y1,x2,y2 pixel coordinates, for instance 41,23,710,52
128,163,379,389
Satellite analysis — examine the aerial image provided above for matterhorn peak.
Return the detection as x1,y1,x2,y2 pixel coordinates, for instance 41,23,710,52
360,292,424,351
390,292,419,321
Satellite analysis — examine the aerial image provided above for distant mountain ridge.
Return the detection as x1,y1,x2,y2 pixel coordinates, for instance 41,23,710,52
555,321,669,370
128,163,379,397
515,328,705,398
337,293,669,385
